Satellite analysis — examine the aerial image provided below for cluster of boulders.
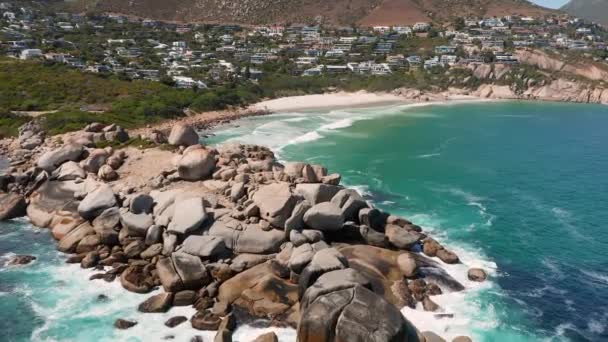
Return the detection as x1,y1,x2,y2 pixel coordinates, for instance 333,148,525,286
0,122,487,342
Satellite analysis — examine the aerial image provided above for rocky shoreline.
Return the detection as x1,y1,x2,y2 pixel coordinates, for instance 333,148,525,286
0,120,487,342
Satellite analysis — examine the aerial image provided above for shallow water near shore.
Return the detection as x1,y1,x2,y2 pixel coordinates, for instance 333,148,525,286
1,101,608,341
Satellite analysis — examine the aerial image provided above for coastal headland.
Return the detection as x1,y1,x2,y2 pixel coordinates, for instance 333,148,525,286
0,109,490,341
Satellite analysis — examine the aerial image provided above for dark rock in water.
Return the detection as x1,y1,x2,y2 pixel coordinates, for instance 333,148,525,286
120,265,154,294
452,336,473,342
467,268,487,282
90,273,116,282
436,249,459,264
190,336,205,342
165,316,188,328
434,313,454,319
191,311,222,330
80,251,99,268
138,292,174,313
96,294,110,302
173,290,197,306
0,193,27,221
114,318,137,329
6,255,36,266
65,254,85,264
252,332,278,342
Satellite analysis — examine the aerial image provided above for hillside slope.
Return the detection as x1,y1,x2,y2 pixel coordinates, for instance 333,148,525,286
66,0,556,26
561,0,608,26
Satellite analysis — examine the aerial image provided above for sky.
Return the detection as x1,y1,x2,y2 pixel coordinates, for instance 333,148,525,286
531,0,570,9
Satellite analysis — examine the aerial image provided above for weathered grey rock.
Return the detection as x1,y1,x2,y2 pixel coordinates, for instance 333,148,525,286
177,149,215,181
234,226,285,254
162,232,178,255
397,253,418,278
386,224,421,250
52,161,86,181
252,183,297,228
230,182,246,201
92,207,120,245
298,248,348,296
81,251,99,268
173,252,209,290
436,249,460,264
98,165,118,181
289,243,315,274
289,229,308,246
330,188,368,221
301,268,370,309
58,222,95,253
0,193,27,221
130,194,154,214
76,234,102,253
168,124,199,146
167,198,207,235
78,184,116,220
120,211,154,237
295,184,342,205
124,240,147,258
37,144,84,172
140,243,163,259
303,202,344,232
191,311,221,330
82,149,110,173
157,257,183,292
173,290,197,306
467,268,487,282
321,173,341,185
138,292,173,313
359,208,387,232
284,200,312,236
230,253,272,272
181,235,228,259
297,286,418,342
120,265,153,293
145,225,163,245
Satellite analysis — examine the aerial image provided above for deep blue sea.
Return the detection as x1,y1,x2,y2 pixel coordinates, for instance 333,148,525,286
1,100,608,341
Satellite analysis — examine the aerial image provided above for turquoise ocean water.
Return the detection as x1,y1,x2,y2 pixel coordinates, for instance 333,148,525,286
1,101,608,341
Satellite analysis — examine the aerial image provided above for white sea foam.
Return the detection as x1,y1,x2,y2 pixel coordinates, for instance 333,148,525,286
581,269,608,286
415,153,441,159
318,118,355,130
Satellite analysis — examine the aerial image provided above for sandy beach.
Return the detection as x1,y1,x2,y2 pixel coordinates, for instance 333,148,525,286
250,91,411,112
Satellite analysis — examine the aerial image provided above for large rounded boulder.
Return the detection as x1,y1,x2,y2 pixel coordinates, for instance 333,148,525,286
177,149,216,181
168,124,199,146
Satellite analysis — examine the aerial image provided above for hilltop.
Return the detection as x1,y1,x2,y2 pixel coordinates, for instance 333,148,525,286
62,0,556,26
561,0,608,26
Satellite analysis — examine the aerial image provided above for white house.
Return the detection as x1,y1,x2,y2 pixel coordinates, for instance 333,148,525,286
173,76,207,89
20,49,42,60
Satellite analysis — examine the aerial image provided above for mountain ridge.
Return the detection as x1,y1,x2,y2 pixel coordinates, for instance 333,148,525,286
561,0,608,26
63,0,557,26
